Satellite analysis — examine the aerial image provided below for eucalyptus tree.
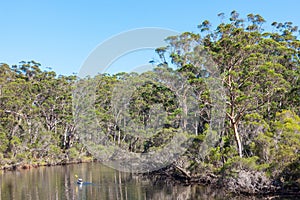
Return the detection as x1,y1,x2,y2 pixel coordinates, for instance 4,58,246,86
156,33,214,136
0,61,78,162
156,11,299,158
0,61,42,159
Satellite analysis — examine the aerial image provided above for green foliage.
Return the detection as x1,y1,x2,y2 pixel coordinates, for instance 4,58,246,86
67,147,79,160
143,128,178,152
0,131,9,152
0,62,85,167
48,144,61,157
208,147,222,166
222,156,268,174
272,110,300,166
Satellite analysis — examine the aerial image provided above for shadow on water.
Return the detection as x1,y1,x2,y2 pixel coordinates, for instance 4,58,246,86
0,163,297,200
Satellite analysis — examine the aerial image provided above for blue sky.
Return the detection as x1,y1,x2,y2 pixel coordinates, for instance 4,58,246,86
1,0,300,75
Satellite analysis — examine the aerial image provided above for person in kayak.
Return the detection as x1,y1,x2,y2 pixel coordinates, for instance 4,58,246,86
77,178,83,185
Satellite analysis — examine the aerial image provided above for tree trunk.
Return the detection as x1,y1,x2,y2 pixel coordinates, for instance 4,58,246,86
63,127,68,149
233,122,243,158
182,96,188,131
194,120,198,136
118,129,121,145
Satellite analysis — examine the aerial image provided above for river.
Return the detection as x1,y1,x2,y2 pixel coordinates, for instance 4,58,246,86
0,162,285,200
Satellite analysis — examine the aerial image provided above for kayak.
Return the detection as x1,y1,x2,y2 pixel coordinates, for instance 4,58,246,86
77,179,92,185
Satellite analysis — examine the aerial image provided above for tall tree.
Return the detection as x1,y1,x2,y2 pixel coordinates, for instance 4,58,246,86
157,11,299,158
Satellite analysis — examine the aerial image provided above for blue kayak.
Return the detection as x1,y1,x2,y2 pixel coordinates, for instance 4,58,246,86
77,179,92,185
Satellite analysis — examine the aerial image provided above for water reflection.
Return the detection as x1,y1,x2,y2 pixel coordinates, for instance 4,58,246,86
0,162,255,200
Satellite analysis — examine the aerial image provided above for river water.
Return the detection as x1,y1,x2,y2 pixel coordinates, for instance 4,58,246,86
0,162,284,200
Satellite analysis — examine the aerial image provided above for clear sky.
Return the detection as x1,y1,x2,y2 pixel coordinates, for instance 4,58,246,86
1,0,300,75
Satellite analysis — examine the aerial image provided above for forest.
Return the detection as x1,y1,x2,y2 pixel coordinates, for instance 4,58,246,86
0,11,299,194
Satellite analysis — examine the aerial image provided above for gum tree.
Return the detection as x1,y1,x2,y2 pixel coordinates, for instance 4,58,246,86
199,11,299,157
158,11,299,158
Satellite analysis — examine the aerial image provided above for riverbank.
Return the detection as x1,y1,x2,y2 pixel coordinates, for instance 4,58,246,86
1,158,299,198
0,156,94,171
144,162,300,198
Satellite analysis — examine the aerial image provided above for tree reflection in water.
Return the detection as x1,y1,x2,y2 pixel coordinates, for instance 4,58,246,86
0,163,258,200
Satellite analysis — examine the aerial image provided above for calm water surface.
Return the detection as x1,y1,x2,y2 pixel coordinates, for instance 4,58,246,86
0,162,284,200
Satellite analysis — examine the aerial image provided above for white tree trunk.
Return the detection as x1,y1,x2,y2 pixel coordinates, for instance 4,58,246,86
233,123,243,158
